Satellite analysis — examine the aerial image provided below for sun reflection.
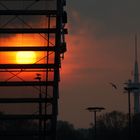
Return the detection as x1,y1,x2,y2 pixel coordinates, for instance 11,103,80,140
16,51,36,64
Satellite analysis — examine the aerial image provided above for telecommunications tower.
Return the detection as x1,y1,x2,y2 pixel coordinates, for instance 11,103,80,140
125,34,140,114
132,34,140,113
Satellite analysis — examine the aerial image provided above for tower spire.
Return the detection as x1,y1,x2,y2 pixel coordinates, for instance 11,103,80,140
125,34,140,114
134,33,139,82
133,33,139,113
135,33,138,62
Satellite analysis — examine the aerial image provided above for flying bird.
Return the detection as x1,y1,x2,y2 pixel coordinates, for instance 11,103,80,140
109,82,117,89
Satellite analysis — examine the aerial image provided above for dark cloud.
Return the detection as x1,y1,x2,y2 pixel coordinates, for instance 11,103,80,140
68,0,140,38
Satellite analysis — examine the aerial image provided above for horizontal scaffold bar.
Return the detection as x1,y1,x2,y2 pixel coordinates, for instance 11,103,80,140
0,70,48,72
0,28,68,34
0,10,57,15
0,98,53,103
0,64,56,69
0,130,51,136
0,81,54,86
0,114,52,120
0,0,52,2
0,46,55,51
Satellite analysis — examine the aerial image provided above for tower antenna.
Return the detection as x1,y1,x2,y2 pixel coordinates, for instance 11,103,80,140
124,33,140,114
135,33,138,62
133,33,140,113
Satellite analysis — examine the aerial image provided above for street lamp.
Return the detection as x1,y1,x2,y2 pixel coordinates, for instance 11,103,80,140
35,73,42,140
124,79,139,139
35,73,42,94
86,107,105,140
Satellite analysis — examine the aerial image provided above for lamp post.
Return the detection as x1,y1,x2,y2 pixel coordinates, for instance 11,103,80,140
35,73,42,140
86,107,105,140
124,79,139,140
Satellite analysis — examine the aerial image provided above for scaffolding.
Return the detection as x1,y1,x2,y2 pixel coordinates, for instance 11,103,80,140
0,0,67,140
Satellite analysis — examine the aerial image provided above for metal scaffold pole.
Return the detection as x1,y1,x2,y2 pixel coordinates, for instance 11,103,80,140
0,0,67,140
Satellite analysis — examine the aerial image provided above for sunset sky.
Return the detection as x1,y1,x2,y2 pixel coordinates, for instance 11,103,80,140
58,0,140,128
0,0,140,129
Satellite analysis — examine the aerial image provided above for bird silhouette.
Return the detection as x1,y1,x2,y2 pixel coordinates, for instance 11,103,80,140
109,82,117,89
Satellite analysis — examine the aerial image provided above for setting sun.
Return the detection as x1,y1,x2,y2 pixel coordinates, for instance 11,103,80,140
16,51,36,64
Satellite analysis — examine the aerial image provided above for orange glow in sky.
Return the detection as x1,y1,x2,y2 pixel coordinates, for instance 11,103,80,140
0,34,49,64
0,34,55,81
